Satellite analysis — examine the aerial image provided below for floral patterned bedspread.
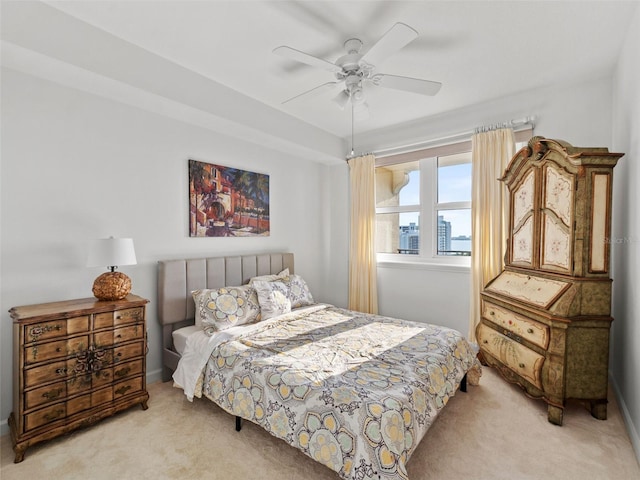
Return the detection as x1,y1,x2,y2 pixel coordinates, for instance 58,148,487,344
197,305,477,480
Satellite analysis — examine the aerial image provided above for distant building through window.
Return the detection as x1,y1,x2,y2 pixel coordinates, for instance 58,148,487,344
437,215,452,254
399,222,420,254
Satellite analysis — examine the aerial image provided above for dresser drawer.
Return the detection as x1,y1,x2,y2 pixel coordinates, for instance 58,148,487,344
477,323,545,389
113,359,143,381
24,335,89,365
114,376,143,399
25,381,66,410
93,367,113,387
115,308,144,326
94,330,114,347
67,393,92,416
482,301,549,349
67,386,113,416
94,307,144,329
24,316,90,343
114,324,144,344
25,360,71,387
113,341,144,363
67,374,93,396
94,312,114,329
25,403,66,431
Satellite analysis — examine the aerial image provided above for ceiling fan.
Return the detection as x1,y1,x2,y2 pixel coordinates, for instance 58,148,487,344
273,22,442,116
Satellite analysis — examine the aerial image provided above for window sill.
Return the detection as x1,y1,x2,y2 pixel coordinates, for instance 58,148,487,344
377,260,470,274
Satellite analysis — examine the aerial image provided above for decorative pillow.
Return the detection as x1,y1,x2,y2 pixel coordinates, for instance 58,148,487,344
248,268,290,285
281,274,314,309
252,280,292,320
192,285,261,335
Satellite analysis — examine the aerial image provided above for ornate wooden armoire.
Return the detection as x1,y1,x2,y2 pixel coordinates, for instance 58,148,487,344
477,136,623,425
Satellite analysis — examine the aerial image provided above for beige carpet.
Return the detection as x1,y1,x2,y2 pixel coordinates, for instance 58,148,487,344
2,368,639,480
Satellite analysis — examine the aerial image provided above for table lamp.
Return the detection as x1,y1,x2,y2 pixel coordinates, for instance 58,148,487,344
87,237,137,300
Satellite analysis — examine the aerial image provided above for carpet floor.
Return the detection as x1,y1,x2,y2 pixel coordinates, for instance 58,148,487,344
2,368,639,479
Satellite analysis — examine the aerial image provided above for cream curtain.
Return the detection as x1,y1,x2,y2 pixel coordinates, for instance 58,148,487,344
347,154,378,314
469,128,515,341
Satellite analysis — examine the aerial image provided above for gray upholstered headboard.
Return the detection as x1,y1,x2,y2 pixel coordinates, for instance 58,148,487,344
157,252,294,380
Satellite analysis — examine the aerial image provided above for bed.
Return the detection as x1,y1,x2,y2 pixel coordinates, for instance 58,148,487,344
158,253,479,480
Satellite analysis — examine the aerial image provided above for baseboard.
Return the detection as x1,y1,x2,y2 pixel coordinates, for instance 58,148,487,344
146,368,164,385
610,373,640,466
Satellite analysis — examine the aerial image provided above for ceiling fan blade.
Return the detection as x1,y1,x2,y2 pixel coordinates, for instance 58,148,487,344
360,23,418,66
282,81,341,104
273,46,342,74
375,74,442,96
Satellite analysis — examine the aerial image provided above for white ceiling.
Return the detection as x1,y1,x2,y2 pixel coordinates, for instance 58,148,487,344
2,1,638,161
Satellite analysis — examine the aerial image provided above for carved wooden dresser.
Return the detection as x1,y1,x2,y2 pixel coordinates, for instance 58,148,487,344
476,137,623,425
8,294,149,462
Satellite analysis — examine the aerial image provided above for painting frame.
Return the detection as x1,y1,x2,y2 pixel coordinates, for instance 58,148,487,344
189,159,270,237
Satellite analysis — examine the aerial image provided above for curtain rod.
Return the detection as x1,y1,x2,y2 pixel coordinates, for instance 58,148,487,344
364,115,536,159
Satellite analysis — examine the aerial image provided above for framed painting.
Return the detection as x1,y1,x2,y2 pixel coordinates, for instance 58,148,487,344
189,159,270,237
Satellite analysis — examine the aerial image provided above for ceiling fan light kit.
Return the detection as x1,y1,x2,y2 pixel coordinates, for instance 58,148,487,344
274,22,442,110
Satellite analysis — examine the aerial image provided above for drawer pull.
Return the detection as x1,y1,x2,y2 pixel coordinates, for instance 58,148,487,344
115,385,132,396
56,347,62,353
42,388,63,400
44,409,65,421
116,334,122,339
489,311,495,316
55,367,68,375
527,328,534,334
115,367,131,378
483,339,488,344
519,363,526,369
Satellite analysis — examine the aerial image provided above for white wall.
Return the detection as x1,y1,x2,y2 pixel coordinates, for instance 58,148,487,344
0,68,333,434
612,4,640,461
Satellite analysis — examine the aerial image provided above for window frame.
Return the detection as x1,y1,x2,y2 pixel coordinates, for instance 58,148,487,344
376,148,472,267
374,129,532,268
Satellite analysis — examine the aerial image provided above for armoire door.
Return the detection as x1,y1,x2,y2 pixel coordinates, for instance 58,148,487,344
539,162,574,274
509,168,536,267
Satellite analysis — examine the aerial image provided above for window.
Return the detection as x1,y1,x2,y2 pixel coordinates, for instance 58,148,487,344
374,130,532,266
375,143,472,265
436,153,472,257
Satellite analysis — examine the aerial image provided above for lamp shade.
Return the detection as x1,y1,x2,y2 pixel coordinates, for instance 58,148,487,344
332,90,350,110
87,237,137,269
87,237,137,301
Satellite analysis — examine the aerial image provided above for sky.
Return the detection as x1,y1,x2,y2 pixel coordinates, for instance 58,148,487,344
399,163,472,237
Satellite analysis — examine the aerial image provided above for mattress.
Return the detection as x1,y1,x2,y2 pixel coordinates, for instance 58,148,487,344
172,325,201,355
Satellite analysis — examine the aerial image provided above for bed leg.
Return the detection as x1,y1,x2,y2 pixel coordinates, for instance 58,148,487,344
235,416,242,432
460,374,468,393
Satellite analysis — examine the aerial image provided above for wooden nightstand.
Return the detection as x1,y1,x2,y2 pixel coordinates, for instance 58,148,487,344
8,294,149,462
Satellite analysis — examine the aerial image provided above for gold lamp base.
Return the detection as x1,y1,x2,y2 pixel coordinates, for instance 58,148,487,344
92,271,132,301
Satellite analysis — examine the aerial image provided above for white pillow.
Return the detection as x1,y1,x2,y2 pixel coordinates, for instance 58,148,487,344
252,280,291,320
